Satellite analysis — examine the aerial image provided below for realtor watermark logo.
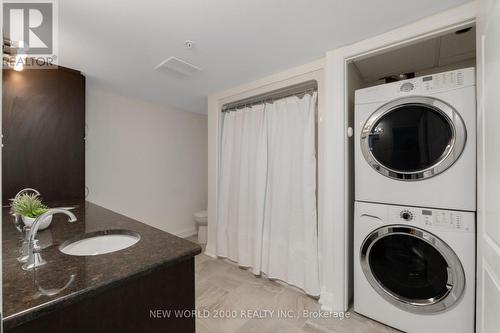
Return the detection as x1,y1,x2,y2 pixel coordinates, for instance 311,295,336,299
2,0,59,70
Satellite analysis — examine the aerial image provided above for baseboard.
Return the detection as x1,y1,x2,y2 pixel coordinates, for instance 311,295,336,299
203,246,217,258
319,291,334,312
203,249,217,258
174,228,198,238
319,291,350,312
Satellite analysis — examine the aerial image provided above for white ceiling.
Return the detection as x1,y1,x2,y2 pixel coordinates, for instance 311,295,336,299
58,0,471,114
353,26,476,82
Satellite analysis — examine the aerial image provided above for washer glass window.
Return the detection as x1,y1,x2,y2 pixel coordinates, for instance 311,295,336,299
361,96,466,180
369,234,449,300
360,225,465,313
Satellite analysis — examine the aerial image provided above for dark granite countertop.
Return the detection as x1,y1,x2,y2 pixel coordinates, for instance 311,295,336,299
2,201,202,330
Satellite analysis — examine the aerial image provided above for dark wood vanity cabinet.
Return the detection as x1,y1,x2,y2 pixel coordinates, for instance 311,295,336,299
2,66,85,204
6,258,196,333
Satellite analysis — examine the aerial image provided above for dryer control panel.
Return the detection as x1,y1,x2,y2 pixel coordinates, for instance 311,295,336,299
420,70,466,92
390,206,474,232
355,67,476,104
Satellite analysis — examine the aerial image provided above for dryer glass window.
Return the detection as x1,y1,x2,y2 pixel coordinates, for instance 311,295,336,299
369,104,453,172
369,234,449,300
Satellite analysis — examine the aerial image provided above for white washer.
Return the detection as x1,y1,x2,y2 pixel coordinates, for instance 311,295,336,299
355,68,476,211
354,201,475,333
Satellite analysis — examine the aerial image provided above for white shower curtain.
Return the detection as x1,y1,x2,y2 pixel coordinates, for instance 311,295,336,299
217,92,319,296
261,93,319,296
217,104,268,273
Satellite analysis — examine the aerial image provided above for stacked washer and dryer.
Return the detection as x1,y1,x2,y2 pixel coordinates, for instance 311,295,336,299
353,68,476,333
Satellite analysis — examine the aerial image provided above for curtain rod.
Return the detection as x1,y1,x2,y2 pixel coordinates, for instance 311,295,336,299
221,80,318,112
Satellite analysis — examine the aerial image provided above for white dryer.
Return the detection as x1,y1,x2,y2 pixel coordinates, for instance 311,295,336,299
354,68,476,211
354,201,475,333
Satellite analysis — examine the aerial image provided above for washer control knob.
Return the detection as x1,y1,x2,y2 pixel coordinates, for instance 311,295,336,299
400,210,413,221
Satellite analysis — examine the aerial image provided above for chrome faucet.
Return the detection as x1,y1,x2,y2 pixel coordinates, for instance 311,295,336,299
22,209,77,270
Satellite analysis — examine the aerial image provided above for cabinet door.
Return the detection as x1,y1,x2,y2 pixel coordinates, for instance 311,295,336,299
477,0,500,331
2,66,85,204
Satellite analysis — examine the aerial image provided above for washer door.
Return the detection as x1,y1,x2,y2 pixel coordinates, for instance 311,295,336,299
360,96,466,180
360,225,465,314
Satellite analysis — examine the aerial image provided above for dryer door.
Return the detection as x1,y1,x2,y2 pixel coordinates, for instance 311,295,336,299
360,96,466,180
360,225,465,313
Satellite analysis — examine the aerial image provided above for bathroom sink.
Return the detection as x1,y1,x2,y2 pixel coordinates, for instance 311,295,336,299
59,230,140,256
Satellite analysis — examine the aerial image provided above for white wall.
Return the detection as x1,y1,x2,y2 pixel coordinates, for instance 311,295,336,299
86,84,207,237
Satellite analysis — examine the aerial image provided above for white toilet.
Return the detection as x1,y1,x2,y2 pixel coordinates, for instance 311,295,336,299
194,210,208,244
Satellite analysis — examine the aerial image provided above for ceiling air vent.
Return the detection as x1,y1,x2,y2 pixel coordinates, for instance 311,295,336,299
155,56,202,78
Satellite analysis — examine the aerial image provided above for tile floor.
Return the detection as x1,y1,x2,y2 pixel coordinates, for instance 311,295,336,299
188,237,398,333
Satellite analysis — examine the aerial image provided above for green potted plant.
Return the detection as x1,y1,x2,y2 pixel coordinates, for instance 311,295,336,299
10,193,52,230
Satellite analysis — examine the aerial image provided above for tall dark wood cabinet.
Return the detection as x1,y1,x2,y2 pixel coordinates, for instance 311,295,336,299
2,66,85,204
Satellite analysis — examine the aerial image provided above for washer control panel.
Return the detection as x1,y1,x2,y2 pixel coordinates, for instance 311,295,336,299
390,206,473,232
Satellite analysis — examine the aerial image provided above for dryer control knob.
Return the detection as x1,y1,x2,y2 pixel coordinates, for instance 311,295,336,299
400,210,413,221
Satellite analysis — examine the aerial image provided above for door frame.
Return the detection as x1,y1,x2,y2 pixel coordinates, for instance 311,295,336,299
325,1,478,311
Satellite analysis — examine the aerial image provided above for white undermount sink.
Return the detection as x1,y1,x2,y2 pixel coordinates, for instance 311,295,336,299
59,230,140,256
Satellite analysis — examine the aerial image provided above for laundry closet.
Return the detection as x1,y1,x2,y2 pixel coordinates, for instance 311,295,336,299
345,24,477,333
